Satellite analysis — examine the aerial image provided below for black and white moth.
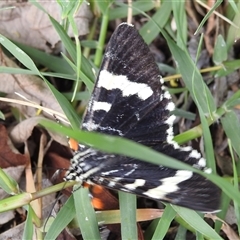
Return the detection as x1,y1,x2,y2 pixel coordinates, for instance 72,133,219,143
65,23,220,212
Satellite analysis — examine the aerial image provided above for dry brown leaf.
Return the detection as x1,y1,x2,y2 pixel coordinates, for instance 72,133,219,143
0,51,64,118
0,123,29,213
10,116,68,146
0,1,92,53
0,51,68,146
10,116,45,144
45,152,70,185
206,213,240,240
0,124,29,171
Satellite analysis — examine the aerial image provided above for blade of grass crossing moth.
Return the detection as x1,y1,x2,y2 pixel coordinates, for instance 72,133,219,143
40,120,240,207
44,195,76,240
151,204,176,239
172,206,223,239
119,192,137,240
41,119,240,208
73,187,101,240
40,120,206,171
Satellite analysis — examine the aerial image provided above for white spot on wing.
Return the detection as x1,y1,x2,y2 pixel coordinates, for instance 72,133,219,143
181,146,192,152
189,149,201,159
82,122,99,131
143,170,193,199
124,179,146,190
135,113,140,121
101,169,119,176
92,101,111,112
166,102,175,111
82,122,123,135
166,126,174,138
108,181,116,187
119,22,134,27
165,115,175,125
198,158,206,167
204,168,212,174
98,70,153,100
163,91,171,99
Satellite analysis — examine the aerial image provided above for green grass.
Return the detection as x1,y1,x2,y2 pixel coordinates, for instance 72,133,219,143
0,0,240,239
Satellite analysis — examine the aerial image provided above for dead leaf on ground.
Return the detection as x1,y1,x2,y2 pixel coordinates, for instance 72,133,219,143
206,213,240,240
0,124,29,195
10,116,68,146
0,124,29,180
0,51,68,148
0,1,92,53
45,152,70,185
0,51,64,119
0,124,29,225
